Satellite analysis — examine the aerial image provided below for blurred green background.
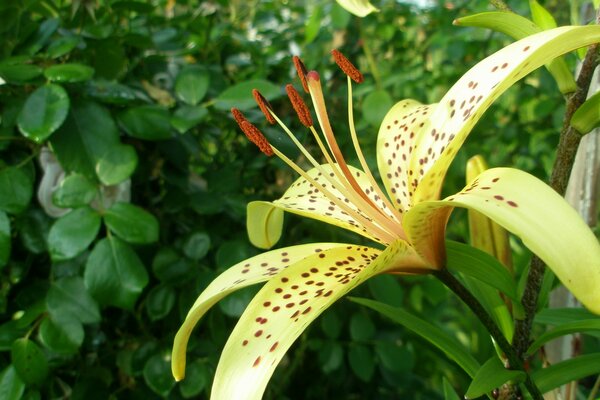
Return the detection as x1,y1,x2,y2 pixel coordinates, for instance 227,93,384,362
0,0,586,398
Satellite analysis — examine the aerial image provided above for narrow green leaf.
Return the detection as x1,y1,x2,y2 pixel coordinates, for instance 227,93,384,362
214,80,282,111
571,91,600,134
175,65,209,106
44,64,94,83
84,236,149,310
532,353,600,393
0,166,34,214
304,4,322,44
535,307,597,325
528,320,600,355
0,211,10,268
0,365,25,400
465,356,525,398
443,378,461,400
46,276,101,324
350,297,480,377
96,144,138,185
11,338,48,386
529,0,557,30
52,174,97,208
104,202,158,244
446,241,518,301
17,84,70,142
47,207,101,260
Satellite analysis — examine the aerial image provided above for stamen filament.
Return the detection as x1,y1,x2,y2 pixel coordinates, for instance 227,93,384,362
271,146,396,244
346,76,405,227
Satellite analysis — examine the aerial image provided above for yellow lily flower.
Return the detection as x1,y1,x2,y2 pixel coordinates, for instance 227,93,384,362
335,0,378,17
172,26,600,399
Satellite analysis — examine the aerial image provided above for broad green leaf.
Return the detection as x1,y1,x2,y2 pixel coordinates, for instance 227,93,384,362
407,169,600,314
246,201,284,249
182,232,210,261
367,274,404,307
145,284,176,321
46,36,80,59
362,89,393,127
38,314,84,355
349,312,375,341
0,211,10,268
446,241,517,301
44,64,94,83
52,174,97,208
214,79,282,111
532,353,600,393
453,12,575,93
350,297,480,377
46,276,101,324
84,79,138,105
321,312,342,339
175,65,209,106
375,341,414,373
178,359,208,398
119,105,172,140
50,101,120,179
319,341,343,373
16,209,51,254
527,319,600,355
0,64,43,83
96,144,138,185
0,166,34,214
529,0,557,30
11,338,48,385
47,207,101,260
171,105,208,133
152,247,195,284
335,0,378,17
348,345,375,382
104,202,158,244
84,236,149,310
465,356,525,398
571,91,600,134
144,353,175,397
17,84,70,142
0,365,25,400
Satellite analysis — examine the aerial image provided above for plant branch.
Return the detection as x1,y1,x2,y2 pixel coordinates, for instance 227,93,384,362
512,38,600,360
433,268,543,400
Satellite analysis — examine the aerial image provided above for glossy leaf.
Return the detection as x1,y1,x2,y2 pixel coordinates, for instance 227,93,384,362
103,202,158,244
443,378,461,400
0,365,25,400
47,276,101,324
146,285,176,321
527,319,600,355
465,356,525,398
0,166,34,214
46,36,80,58
47,207,101,260
171,105,208,133
0,211,10,268
0,64,43,83
175,65,209,106
39,314,84,354
529,0,557,30
348,345,375,382
17,84,70,142
214,79,282,111
178,359,209,398
44,63,94,83
182,232,210,261
96,144,138,185
534,307,597,326
84,236,149,310
11,338,48,385
119,105,172,140
532,353,600,393
52,173,97,208
350,297,480,377
144,353,175,397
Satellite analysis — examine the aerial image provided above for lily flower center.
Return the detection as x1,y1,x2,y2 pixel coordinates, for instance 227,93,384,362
232,51,407,245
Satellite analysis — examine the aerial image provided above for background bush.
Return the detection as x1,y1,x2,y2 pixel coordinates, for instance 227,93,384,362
0,0,581,398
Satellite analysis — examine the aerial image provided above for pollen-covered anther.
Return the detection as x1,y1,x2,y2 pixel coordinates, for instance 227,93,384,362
231,107,248,128
252,89,276,124
240,120,273,156
292,56,309,93
331,49,364,84
286,84,313,127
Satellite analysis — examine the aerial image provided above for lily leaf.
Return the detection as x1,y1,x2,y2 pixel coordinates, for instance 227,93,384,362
571,90,600,134
527,319,600,355
465,356,525,399
532,353,600,394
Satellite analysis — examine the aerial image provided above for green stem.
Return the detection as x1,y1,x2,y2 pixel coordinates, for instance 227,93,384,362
433,268,543,400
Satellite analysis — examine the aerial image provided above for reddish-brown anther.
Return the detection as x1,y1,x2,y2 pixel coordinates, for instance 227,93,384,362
292,56,309,93
285,84,313,127
331,49,364,83
252,89,276,124
240,120,273,157
231,108,249,128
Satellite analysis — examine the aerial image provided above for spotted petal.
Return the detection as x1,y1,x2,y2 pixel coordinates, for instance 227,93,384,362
267,164,397,244
404,168,600,314
380,26,600,204
210,239,427,399
335,0,378,17
172,242,346,381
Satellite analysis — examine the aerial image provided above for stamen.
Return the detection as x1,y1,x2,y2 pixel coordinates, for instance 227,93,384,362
252,89,276,124
240,120,274,157
293,56,309,93
331,50,364,84
285,84,313,127
231,107,248,127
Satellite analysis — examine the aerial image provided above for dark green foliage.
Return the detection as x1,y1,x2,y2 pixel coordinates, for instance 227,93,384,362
0,0,590,399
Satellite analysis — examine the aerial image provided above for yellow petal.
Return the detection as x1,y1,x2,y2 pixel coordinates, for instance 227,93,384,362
409,26,600,204
377,99,438,212
406,168,600,314
172,242,345,381
211,239,426,399
335,0,378,17
271,164,397,243
247,201,284,249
